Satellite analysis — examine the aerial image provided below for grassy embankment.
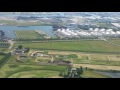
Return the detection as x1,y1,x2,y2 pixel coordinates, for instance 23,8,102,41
15,30,45,39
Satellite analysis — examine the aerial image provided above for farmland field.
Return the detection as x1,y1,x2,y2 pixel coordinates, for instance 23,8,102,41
14,40,120,53
2,38,120,78
15,30,44,39
8,70,61,78
73,59,120,66
1,49,120,78
48,50,120,66
81,70,109,78
0,48,10,53
73,64,120,71
2,12,120,78
0,63,109,78
0,20,46,26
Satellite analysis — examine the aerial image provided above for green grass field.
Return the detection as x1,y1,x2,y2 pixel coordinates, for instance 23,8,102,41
0,20,55,26
2,39,120,78
0,52,117,78
14,40,120,53
15,30,44,39
0,63,109,78
109,39,120,45
0,20,18,25
0,64,67,78
0,20,46,26
8,70,61,78
73,58,120,66
0,48,10,53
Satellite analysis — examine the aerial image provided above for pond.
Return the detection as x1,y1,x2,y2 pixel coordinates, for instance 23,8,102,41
0,25,54,38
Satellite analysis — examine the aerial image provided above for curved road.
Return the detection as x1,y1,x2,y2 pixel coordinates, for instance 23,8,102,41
102,38,120,47
8,40,14,49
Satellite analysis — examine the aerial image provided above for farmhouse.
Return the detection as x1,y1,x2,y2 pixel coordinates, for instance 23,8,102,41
36,53,44,57
31,51,49,57
19,54,27,58
0,30,9,41
71,68,77,71
15,49,24,54
15,49,27,55
0,30,5,39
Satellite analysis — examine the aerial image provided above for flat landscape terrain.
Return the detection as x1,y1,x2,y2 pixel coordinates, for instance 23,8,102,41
0,55,5,61
2,38,120,78
0,20,45,26
81,70,109,78
1,12,120,78
0,63,108,78
0,64,67,78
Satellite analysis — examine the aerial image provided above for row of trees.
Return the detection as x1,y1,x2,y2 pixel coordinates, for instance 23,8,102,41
0,43,10,48
59,66,83,78
0,40,8,42
14,37,103,43
17,45,30,53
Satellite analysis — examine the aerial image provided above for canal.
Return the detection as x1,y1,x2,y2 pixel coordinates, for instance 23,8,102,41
94,71,120,78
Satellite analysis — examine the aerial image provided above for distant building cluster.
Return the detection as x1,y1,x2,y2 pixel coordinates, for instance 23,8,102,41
111,23,120,27
0,30,8,41
54,28,120,39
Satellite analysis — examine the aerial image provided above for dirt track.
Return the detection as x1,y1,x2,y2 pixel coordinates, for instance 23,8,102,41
8,40,14,49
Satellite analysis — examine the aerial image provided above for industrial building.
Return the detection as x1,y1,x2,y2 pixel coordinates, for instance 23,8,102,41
0,30,9,42
0,30,8,41
54,28,120,39
0,30,5,38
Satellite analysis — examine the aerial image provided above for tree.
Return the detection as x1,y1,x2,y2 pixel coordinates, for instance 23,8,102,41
18,45,23,49
79,66,83,74
43,51,48,54
76,66,83,78
25,47,30,52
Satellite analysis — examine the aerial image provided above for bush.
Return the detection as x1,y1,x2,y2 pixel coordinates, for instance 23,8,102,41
9,64,19,68
0,52,6,55
43,51,48,54
58,55,64,58
68,54,78,58
59,72,64,77
18,45,23,49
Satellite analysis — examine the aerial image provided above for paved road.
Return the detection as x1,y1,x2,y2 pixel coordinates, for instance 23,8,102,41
102,38,120,47
8,40,14,49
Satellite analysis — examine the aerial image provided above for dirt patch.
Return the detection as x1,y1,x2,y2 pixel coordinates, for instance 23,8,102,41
48,76,63,78
74,64,120,71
